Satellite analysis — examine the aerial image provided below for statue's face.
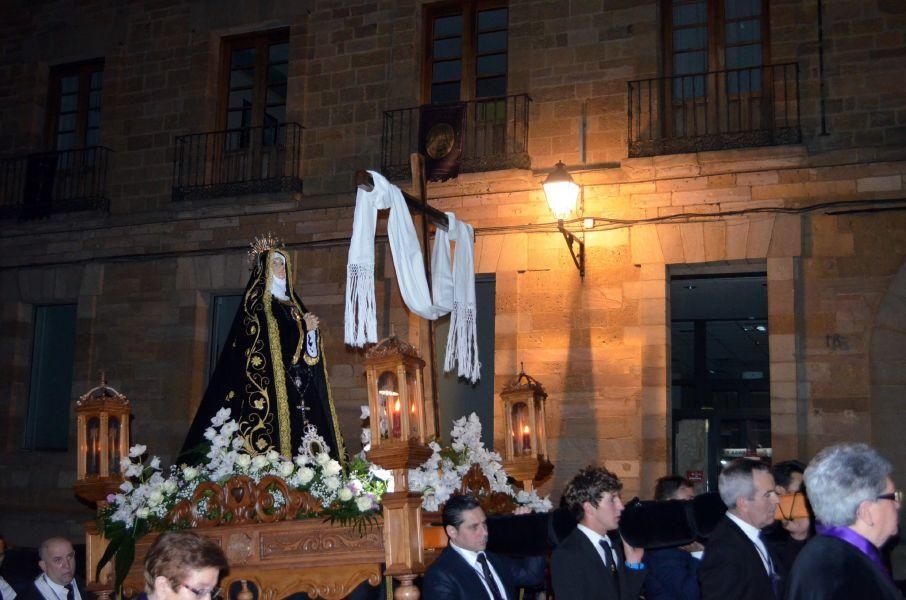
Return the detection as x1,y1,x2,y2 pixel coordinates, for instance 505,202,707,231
271,255,286,280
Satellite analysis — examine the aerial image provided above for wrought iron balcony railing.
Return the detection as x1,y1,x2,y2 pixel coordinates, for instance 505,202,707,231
628,63,801,157
172,122,303,202
382,94,531,180
0,146,112,219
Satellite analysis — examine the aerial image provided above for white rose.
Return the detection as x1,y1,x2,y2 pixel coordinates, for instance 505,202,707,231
315,452,331,466
162,480,178,494
355,496,374,512
294,455,308,467
128,444,147,458
323,460,342,477
298,467,315,485
135,507,150,519
323,475,341,491
182,466,198,480
251,455,269,470
337,488,353,502
147,491,164,507
236,454,252,469
279,462,294,478
266,449,280,462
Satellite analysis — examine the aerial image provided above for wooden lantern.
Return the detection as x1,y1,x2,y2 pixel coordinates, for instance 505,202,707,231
500,367,553,491
74,375,131,504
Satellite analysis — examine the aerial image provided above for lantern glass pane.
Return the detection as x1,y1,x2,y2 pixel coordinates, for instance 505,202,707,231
87,417,101,476
378,370,401,439
406,369,419,439
109,417,121,474
511,401,531,457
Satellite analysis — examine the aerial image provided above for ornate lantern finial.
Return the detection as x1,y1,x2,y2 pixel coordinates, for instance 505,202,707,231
74,374,131,505
500,365,553,491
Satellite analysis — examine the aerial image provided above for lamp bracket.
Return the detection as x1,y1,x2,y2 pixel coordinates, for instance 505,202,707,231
557,220,585,278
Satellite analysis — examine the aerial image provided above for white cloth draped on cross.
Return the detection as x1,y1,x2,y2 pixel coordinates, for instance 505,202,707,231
344,170,481,383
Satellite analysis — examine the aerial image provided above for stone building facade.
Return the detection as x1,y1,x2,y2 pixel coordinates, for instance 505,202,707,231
1,0,905,555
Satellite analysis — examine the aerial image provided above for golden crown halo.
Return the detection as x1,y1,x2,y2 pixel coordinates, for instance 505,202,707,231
247,232,285,269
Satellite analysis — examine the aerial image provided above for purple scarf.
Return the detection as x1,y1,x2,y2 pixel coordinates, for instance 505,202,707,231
816,524,890,579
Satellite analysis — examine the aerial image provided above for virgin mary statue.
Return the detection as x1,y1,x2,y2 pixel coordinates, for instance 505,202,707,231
181,234,345,461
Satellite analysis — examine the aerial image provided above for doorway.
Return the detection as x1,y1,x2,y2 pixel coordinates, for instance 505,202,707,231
670,271,771,492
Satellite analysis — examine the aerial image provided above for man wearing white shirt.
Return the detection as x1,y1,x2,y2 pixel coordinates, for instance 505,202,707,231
18,538,92,600
422,495,545,600
551,466,647,600
700,459,783,600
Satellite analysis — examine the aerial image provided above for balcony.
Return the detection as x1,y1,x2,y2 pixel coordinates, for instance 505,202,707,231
172,122,303,202
382,94,531,181
628,63,801,158
0,146,112,219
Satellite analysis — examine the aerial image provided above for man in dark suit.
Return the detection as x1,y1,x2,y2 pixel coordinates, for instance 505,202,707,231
17,538,93,600
551,465,646,600
700,459,782,600
422,494,545,600
644,475,702,600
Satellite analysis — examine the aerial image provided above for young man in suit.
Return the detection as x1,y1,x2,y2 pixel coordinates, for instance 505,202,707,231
422,494,545,600
551,465,647,600
18,538,93,600
699,459,782,600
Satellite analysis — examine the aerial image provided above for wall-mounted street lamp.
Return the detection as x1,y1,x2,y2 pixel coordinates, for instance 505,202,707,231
542,161,585,278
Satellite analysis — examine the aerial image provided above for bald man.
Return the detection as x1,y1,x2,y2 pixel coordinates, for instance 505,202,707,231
18,538,93,600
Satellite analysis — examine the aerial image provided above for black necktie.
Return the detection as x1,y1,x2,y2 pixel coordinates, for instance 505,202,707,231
476,552,505,600
599,539,621,597
66,583,75,600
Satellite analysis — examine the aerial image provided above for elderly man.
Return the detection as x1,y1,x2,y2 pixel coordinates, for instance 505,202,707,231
787,443,902,599
551,465,646,600
19,538,92,600
422,494,545,600
699,459,782,600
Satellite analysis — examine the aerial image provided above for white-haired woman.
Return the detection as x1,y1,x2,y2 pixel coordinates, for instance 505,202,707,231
787,443,902,599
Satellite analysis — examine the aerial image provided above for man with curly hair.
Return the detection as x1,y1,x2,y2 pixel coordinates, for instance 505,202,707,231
551,466,646,599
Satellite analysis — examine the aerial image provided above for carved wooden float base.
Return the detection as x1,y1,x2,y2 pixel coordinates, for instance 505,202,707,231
224,564,382,600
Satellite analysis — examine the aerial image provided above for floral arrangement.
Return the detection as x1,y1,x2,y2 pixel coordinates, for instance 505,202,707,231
406,412,552,513
98,408,388,590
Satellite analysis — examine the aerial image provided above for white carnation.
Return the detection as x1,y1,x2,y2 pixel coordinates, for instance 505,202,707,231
323,460,342,477
251,455,269,470
323,475,341,491
315,452,331,466
355,496,374,512
279,462,294,478
182,466,198,480
236,454,252,469
298,467,315,485
337,488,353,502
135,507,150,519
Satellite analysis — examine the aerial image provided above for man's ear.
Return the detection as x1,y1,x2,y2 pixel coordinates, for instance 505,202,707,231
445,524,457,540
581,500,594,518
38,560,47,574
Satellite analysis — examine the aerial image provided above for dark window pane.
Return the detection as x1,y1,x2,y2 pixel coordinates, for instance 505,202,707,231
90,70,103,90
89,90,102,109
60,75,79,94
478,8,507,31
432,60,462,82
476,76,506,98
230,68,255,88
673,27,706,51
673,74,706,99
268,63,288,84
264,105,285,127
88,110,101,127
434,14,463,38
229,89,253,108
58,113,76,132
231,47,256,68
726,44,762,68
56,132,75,150
434,37,462,60
727,68,762,94
726,0,760,19
673,1,706,26
477,54,506,77
266,84,287,105
674,50,707,74
85,129,99,146
431,81,461,103
268,42,289,62
726,19,761,44
478,30,507,54
60,94,78,113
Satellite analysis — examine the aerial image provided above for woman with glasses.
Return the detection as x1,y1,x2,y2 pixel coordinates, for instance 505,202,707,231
144,532,228,600
787,443,903,599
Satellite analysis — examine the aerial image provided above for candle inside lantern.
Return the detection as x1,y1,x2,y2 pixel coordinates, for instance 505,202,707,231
522,424,531,452
392,397,402,437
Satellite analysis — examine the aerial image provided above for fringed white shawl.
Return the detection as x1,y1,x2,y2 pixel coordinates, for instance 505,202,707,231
345,170,481,382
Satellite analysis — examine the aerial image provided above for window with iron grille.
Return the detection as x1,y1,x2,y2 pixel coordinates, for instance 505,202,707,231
47,60,104,150
220,29,289,148
424,1,508,104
